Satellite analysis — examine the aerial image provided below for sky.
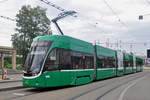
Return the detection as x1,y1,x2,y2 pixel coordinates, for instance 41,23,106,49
0,0,150,56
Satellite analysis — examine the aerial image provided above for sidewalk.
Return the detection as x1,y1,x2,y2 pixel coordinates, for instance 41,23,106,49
144,66,150,70
0,74,22,83
0,74,24,91
0,69,23,75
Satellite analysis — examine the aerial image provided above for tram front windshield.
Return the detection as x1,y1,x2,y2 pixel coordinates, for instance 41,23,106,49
24,41,52,75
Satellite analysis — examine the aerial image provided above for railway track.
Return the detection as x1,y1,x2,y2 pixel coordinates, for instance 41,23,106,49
68,71,147,100
0,71,148,100
0,83,73,100
95,75,146,100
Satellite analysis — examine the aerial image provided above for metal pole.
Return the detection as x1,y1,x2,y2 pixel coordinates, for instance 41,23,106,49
94,44,97,80
53,21,64,35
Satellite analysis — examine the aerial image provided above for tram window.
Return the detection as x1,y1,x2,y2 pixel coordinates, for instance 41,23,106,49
44,49,58,71
124,60,127,67
136,61,139,67
97,55,116,68
124,60,131,67
140,62,143,67
71,51,94,69
107,57,116,68
58,49,72,69
136,61,142,67
44,48,94,71
97,55,105,68
130,60,133,67
84,56,94,69
71,51,84,69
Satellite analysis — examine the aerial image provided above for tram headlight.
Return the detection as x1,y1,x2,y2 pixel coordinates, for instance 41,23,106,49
25,80,28,84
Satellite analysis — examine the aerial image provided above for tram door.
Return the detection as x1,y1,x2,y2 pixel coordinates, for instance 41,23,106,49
43,48,61,87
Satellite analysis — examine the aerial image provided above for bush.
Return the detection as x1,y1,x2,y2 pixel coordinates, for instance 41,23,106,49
4,56,23,70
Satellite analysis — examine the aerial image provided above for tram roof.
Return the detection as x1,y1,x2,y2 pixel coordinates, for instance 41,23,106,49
136,57,143,62
123,53,133,60
34,35,118,57
96,45,116,58
33,35,94,54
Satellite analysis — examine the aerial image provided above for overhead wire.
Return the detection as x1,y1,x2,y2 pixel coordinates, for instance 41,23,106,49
39,0,77,17
102,0,128,28
0,0,9,3
39,0,108,31
145,0,150,5
0,15,16,22
39,0,66,12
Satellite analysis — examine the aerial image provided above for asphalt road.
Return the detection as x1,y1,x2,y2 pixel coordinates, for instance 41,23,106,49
0,70,150,100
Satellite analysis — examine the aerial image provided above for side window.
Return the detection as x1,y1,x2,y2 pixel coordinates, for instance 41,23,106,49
85,56,94,69
98,55,116,68
44,48,94,70
71,51,94,69
44,48,58,71
131,60,133,67
124,60,129,67
97,55,105,68
136,61,142,67
71,51,84,69
59,49,71,69
108,57,116,68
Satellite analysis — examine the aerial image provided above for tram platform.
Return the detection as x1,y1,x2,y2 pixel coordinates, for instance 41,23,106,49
0,69,22,83
0,73,23,91
0,69,23,75
0,74,22,82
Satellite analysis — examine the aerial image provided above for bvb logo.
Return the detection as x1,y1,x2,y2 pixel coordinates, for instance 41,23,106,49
25,80,28,84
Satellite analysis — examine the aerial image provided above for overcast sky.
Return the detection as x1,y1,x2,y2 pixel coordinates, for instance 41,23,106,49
0,0,150,56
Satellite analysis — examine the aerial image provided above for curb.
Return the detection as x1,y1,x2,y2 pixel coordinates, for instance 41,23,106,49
0,73,23,75
0,86,25,92
0,80,22,84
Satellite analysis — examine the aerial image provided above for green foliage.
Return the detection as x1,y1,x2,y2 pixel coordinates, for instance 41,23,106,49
16,65,24,70
11,5,52,55
4,56,23,70
4,56,22,64
4,62,12,69
16,56,22,64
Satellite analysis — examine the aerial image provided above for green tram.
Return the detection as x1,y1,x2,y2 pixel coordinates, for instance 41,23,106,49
136,57,143,72
23,35,143,88
123,53,134,74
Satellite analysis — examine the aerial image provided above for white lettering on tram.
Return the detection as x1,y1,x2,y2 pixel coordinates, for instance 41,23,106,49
45,75,50,78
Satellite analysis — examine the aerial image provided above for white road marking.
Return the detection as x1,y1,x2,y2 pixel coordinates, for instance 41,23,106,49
13,93,25,96
118,76,146,100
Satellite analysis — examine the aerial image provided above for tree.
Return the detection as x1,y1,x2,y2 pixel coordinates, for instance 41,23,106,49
11,5,52,57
